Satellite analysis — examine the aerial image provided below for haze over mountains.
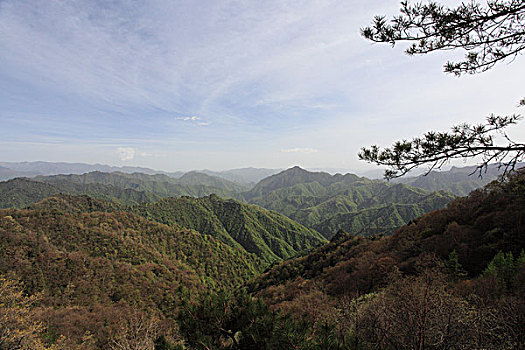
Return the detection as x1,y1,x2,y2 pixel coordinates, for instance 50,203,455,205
0,161,281,185
394,163,520,196
0,161,171,178
0,160,513,192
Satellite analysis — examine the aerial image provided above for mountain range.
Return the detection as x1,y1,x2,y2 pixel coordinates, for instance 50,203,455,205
0,170,248,209
0,165,455,240
9,162,515,241
2,160,516,196
0,161,172,177
394,163,523,195
0,161,280,184
249,169,525,307
243,166,454,238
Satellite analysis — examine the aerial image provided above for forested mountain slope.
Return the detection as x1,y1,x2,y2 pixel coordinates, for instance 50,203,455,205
2,173,523,349
161,172,525,350
37,171,247,196
241,172,525,349
0,177,163,209
0,171,248,209
245,166,454,238
0,194,263,348
249,171,525,302
2,195,262,291
0,175,326,264
131,194,327,264
245,165,363,198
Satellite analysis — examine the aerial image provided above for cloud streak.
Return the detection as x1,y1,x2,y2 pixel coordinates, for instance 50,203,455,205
176,115,210,126
0,0,388,119
177,116,201,121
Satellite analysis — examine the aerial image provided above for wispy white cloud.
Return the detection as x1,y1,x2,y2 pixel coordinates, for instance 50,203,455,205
138,151,161,158
281,148,318,153
117,148,162,160
177,116,200,121
116,147,135,161
0,0,392,119
176,115,210,126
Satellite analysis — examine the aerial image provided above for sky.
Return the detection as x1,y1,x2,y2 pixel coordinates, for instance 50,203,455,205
1,0,524,172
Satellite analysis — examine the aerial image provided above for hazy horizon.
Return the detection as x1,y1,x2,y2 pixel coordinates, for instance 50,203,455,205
0,159,365,175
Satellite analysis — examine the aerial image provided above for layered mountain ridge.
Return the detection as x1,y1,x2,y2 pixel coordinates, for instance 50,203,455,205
243,166,454,238
3,163,514,242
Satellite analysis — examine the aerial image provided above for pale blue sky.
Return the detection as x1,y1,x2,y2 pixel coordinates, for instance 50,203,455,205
1,0,524,171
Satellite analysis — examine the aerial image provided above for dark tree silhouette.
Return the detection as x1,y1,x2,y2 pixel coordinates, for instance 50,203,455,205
359,0,525,179
359,112,525,179
361,0,525,76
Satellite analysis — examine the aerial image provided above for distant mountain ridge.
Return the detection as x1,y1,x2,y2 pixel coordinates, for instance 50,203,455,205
394,163,525,195
38,170,247,191
0,161,280,185
199,167,282,186
0,170,251,209
0,166,40,181
244,166,363,199
0,161,171,176
0,177,162,209
244,166,454,238
2,160,514,197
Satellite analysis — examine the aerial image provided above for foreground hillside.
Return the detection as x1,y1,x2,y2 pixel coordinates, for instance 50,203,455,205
0,195,263,348
245,166,454,238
